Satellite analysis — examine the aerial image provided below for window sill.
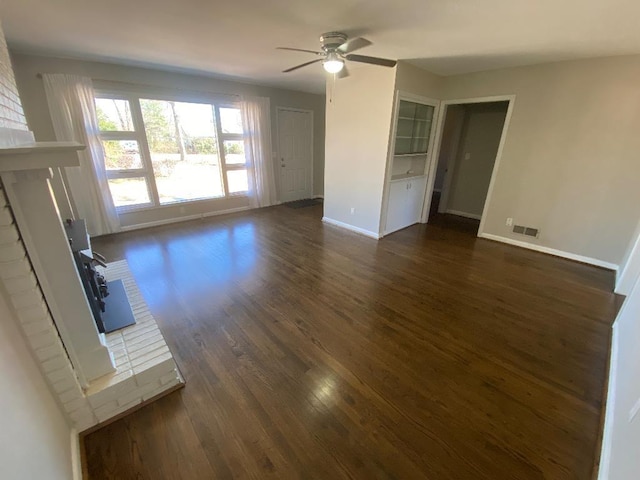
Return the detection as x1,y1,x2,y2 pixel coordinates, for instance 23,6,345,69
115,194,249,215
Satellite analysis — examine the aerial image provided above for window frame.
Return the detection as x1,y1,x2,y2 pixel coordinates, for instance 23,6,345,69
95,90,248,212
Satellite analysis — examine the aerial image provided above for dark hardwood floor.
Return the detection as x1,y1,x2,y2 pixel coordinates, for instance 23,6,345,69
86,204,621,479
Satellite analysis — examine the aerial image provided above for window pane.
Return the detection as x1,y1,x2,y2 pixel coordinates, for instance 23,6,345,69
227,169,248,194
219,108,243,134
223,140,246,165
140,99,224,204
107,177,151,207
102,140,143,170
95,98,134,131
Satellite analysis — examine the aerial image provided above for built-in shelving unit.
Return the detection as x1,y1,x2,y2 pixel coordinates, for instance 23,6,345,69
383,93,438,235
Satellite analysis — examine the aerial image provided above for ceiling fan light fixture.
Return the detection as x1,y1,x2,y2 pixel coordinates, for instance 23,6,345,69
323,53,344,73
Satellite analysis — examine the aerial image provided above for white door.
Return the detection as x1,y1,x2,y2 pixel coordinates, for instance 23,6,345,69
407,176,427,224
385,180,410,234
277,109,313,203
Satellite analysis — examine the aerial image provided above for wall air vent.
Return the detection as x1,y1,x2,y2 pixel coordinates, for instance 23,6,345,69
512,225,539,238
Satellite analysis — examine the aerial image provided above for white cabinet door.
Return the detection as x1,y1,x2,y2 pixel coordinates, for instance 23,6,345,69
385,176,427,235
406,176,427,225
385,180,410,234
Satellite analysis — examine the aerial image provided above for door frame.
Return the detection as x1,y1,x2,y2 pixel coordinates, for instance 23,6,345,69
422,94,516,236
275,106,314,202
379,90,441,236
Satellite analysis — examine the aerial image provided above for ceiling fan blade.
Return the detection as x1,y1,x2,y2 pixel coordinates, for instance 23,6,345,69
336,65,350,79
345,54,397,68
277,47,323,55
338,37,372,54
283,58,323,73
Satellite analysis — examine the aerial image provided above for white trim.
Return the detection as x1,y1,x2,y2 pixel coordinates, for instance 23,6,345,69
424,95,516,235
313,194,324,199
322,216,380,239
276,106,314,203
615,227,640,295
479,233,619,271
118,206,251,232
70,428,82,480
445,209,482,220
597,323,619,480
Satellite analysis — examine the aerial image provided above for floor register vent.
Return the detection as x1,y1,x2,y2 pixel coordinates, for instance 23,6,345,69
513,225,539,238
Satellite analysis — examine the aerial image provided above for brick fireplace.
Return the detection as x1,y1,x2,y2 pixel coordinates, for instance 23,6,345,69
0,21,183,434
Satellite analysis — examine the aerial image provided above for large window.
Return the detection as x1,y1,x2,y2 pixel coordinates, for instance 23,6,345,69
95,94,248,210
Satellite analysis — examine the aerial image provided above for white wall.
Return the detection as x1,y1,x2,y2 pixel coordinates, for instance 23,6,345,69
599,270,640,479
323,63,397,236
11,53,326,227
446,102,508,218
0,287,74,480
442,55,640,266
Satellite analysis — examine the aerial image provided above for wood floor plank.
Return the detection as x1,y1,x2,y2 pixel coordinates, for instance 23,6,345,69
84,205,620,479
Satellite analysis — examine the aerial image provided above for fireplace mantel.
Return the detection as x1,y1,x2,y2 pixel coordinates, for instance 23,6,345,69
0,140,116,387
0,141,84,172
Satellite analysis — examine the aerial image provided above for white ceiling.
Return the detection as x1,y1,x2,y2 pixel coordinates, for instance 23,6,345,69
3,0,640,94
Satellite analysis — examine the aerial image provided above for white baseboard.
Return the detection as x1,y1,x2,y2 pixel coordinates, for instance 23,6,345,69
446,209,482,220
70,428,82,480
118,206,251,233
479,233,619,271
597,324,619,480
322,217,380,239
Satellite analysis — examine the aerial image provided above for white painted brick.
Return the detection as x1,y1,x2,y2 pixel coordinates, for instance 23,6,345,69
21,317,54,337
123,323,159,341
41,355,72,373
86,371,136,408
96,397,142,424
160,370,180,385
0,224,18,244
2,271,37,294
68,406,94,423
58,386,84,404
63,396,90,414
133,353,176,386
53,376,82,395
10,287,43,309
46,364,76,385
128,338,167,361
69,409,97,429
126,335,164,355
88,376,138,408
0,256,32,279
130,345,170,370
117,380,160,407
0,241,26,262
15,300,49,325
35,342,67,362
0,206,13,226
27,330,59,350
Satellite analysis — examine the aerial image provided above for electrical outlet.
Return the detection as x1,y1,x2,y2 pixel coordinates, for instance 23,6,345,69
506,217,513,226
350,207,355,215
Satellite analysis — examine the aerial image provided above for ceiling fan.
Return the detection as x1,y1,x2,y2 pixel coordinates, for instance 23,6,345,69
277,32,397,77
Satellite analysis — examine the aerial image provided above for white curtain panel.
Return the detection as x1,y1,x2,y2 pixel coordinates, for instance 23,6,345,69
42,74,120,236
240,96,277,208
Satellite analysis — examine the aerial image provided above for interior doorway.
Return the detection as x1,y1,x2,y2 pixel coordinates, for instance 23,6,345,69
426,99,511,234
277,107,314,203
